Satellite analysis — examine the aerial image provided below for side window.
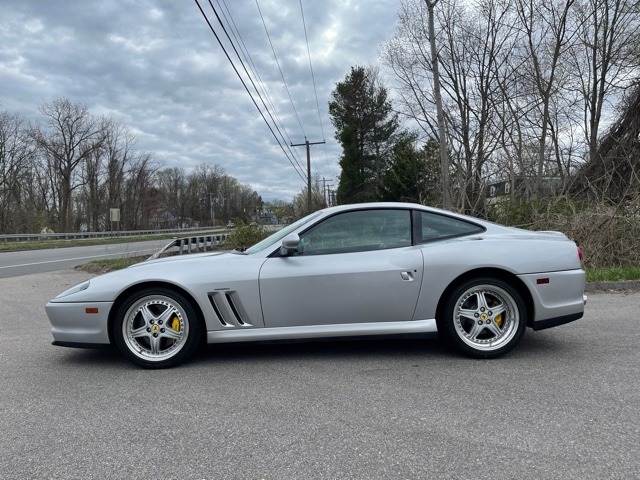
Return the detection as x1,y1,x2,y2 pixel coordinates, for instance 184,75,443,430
298,209,411,256
419,212,484,243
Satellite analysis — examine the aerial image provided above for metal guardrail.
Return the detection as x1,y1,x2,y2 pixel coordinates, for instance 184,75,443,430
147,234,230,260
0,226,224,242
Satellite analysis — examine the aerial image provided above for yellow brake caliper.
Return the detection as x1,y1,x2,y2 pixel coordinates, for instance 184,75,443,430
171,316,181,332
488,297,503,328
170,316,181,345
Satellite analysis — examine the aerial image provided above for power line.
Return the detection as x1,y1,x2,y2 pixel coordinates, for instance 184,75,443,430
299,0,324,142
194,0,306,183
207,0,305,176
299,0,332,176
255,0,307,138
217,0,304,169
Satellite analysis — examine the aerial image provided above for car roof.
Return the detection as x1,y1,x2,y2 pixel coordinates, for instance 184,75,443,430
317,202,486,223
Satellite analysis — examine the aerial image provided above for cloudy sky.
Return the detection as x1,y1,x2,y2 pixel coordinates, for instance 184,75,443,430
1,1,402,201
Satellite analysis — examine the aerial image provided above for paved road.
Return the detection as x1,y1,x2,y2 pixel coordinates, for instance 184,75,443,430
0,270,638,479
0,239,172,278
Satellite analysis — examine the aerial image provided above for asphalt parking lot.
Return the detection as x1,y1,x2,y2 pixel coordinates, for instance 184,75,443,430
1,270,639,479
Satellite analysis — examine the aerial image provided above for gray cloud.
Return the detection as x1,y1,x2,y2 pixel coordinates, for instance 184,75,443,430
0,0,400,201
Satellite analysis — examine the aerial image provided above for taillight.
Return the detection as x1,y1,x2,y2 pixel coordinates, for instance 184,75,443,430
577,246,583,263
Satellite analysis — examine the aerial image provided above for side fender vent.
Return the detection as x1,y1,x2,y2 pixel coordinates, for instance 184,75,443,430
208,292,252,327
208,294,227,326
225,293,246,325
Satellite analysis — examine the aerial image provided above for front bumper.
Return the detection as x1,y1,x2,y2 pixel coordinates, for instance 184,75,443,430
45,301,113,346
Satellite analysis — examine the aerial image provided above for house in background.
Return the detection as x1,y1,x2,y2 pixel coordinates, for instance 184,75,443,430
486,176,563,202
154,209,196,229
259,210,279,225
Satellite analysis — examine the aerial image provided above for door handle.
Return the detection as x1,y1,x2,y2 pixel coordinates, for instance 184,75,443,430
400,271,414,281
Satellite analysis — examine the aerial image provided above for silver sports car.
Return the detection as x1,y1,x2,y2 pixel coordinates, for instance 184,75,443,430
46,202,586,368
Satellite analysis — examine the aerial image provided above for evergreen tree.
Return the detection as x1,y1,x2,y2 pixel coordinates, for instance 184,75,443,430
329,66,398,203
381,136,441,205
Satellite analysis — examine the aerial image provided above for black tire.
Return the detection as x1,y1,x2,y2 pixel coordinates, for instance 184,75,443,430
440,277,527,358
113,288,202,368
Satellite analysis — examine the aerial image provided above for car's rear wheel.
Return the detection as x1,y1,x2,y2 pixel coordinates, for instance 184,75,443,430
441,278,526,358
114,288,201,368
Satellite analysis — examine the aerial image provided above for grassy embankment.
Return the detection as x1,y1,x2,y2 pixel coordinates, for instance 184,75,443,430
584,266,640,282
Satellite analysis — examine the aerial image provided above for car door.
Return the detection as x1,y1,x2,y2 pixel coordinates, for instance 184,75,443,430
259,208,424,328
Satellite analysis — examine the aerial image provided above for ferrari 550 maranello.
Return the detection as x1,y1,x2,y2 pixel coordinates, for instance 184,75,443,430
46,202,586,368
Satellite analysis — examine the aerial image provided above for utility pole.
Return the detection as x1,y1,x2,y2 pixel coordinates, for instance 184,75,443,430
321,177,333,206
425,0,451,210
209,193,215,226
291,138,325,214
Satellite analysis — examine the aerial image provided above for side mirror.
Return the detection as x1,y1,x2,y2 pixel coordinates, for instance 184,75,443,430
280,233,301,256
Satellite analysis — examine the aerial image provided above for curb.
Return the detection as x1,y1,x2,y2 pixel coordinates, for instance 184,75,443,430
586,281,640,293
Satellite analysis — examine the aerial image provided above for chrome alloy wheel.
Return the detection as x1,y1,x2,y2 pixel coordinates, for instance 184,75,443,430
121,295,189,362
453,284,519,352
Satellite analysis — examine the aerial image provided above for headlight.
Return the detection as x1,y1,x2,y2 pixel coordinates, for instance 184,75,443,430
55,280,91,299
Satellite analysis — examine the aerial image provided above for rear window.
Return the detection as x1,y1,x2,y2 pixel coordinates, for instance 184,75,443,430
418,211,484,243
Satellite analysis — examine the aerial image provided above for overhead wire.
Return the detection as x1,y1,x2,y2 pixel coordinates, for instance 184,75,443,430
206,0,306,177
194,0,307,183
299,0,331,176
217,0,305,170
254,0,307,139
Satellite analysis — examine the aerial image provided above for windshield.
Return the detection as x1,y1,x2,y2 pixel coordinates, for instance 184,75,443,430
244,210,324,254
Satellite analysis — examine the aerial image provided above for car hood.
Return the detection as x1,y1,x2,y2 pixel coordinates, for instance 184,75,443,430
130,250,232,268
50,250,264,304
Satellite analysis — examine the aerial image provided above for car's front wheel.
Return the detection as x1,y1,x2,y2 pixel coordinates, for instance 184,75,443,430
114,288,201,368
441,278,527,358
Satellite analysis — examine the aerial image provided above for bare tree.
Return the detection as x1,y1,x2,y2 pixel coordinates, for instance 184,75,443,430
103,122,137,228
154,163,262,226
292,174,326,217
33,99,105,231
123,152,159,230
383,0,517,214
156,167,188,224
0,110,36,232
514,0,577,194
424,0,452,209
570,0,640,165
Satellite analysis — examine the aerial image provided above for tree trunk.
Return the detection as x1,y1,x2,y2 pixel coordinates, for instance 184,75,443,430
425,0,451,210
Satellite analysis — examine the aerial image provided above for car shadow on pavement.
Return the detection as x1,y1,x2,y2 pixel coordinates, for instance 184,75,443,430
48,336,452,369
196,336,454,364
50,330,578,369
52,345,130,369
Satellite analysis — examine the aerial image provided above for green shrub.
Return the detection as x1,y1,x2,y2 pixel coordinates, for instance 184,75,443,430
221,223,272,251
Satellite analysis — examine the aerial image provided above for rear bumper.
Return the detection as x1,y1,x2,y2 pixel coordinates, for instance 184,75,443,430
518,269,586,330
531,311,583,331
